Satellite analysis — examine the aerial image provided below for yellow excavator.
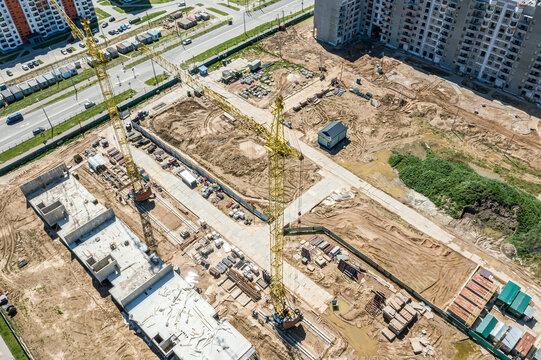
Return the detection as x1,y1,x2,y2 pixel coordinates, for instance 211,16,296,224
137,44,303,328
49,1,152,202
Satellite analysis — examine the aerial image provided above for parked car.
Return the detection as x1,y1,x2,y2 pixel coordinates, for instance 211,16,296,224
66,47,73,53
109,16,116,22
79,43,86,48
93,37,100,43
108,30,116,35
129,18,140,25
6,70,13,76
101,22,108,28
22,65,28,71
32,127,45,136
182,38,192,45
118,27,124,32
32,60,39,66
61,49,67,55
27,62,34,69
84,100,96,109
178,1,185,6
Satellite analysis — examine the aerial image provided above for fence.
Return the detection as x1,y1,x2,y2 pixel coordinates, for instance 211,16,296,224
283,225,512,360
0,78,179,177
0,309,33,359
132,122,269,222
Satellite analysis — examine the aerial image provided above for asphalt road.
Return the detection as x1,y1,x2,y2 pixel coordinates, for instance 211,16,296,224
0,0,313,152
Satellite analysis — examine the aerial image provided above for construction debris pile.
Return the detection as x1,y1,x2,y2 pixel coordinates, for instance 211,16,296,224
381,290,420,341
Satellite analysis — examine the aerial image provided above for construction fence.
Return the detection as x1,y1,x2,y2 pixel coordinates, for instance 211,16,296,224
0,78,179,177
283,225,512,360
131,121,269,222
0,309,34,359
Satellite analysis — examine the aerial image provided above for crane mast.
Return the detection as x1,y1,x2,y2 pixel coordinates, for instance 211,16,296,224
48,0,152,201
137,45,302,328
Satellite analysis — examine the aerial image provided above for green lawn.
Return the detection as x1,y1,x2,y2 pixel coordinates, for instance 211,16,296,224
389,151,541,263
196,3,204,6
149,0,176,4
37,59,43,64
136,10,167,24
0,69,95,116
112,6,125,13
252,0,280,11
144,73,170,86
0,313,29,360
207,7,228,16
182,7,313,67
218,2,240,11
0,90,136,163
95,7,111,20
98,0,112,5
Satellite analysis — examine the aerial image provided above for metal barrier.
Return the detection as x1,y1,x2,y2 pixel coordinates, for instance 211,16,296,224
283,225,512,360
132,122,269,222
0,309,33,359
0,78,179,177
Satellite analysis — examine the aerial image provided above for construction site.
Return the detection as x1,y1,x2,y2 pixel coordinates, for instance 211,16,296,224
2,14,541,360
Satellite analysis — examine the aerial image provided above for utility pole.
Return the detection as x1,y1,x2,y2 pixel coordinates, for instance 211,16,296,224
146,11,151,30
301,0,303,11
340,61,344,81
42,105,53,139
243,12,246,34
132,67,136,78
150,57,158,85
117,74,122,86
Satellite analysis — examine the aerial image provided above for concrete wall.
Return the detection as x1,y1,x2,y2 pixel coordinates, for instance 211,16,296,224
19,163,68,198
63,208,115,245
92,254,119,283
121,264,173,308
39,200,66,227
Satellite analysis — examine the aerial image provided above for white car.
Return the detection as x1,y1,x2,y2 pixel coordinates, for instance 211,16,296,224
22,65,29,70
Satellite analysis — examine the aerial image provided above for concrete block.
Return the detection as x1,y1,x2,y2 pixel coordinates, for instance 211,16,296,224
382,305,396,322
382,327,396,342
231,288,242,299
399,308,414,324
307,264,316,272
399,289,411,303
410,338,423,354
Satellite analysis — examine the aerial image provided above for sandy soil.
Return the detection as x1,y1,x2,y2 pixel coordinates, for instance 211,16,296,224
0,134,157,360
300,195,476,309
148,98,321,207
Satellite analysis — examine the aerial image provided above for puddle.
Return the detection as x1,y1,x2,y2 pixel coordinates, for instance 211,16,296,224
340,149,407,199
322,299,378,358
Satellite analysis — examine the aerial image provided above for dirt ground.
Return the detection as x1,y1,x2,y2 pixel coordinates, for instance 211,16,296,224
282,232,489,360
299,193,476,309
148,97,321,208
0,133,158,360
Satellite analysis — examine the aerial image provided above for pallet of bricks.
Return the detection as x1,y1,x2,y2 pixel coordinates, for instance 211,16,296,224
381,290,420,340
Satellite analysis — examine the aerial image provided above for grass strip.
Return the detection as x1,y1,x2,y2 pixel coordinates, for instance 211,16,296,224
144,73,170,85
389,151,541,262
0,89,136,163
95,7,111,20
252,0,280,11
0,69,95,116
0,313,29,360
218,2,240,11
196,2,204,6
207,7,228,16
136,10,167,25
123,19,228,69
182,7,313,67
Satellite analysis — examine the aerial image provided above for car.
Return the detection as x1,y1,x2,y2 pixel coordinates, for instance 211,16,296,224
178,1,185,6
129,18,140,25
32,60,39,66
27,62,34,68
118,27,124,32
108,30,115,35
182,38,192,45
101,22,108,28
6,70,13,76
84,100,96,109
22,65,28,71
61,49,67,55
79,43,86,48
93,37,100,43
32,127,45,136
109,16,115,22
66,47,72,53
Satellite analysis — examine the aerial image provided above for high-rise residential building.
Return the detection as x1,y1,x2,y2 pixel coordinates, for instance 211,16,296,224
314,0,541,102
0,0,95,52
314,0,362,46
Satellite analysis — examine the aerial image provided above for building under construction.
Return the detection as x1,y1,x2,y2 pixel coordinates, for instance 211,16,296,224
19,163,257,360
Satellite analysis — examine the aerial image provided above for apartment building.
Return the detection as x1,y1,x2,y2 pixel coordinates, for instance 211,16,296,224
0,0,95,52
314,0,362,46
315,0,541,101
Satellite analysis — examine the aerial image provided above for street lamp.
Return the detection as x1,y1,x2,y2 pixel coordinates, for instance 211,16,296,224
41,105,53,139
132,67,136,79
117,74,121,86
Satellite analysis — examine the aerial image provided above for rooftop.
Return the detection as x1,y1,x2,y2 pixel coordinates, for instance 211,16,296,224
510,291,532,315
318,121,348,139
126,272,256,360
497,281,520,306
475,314,498,339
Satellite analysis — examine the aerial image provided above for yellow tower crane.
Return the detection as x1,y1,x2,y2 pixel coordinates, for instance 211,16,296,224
137,44,303,328
48,1,152,202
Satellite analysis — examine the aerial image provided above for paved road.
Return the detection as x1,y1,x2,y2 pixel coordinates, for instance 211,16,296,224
0,0,312,152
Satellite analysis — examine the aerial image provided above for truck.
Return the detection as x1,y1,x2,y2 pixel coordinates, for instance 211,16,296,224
178,168,197,188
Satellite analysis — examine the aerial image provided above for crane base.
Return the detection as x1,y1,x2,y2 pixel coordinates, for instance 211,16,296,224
273,309,303,330
134,187,153,202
